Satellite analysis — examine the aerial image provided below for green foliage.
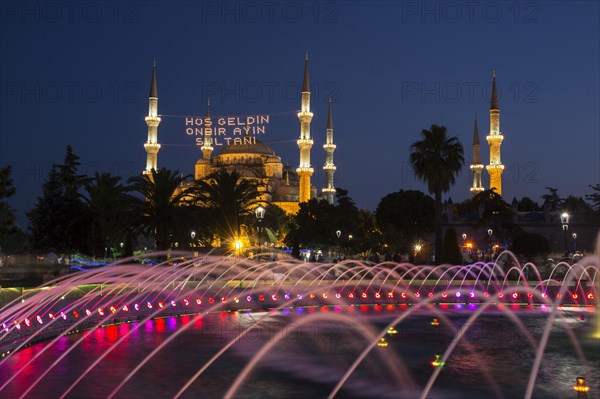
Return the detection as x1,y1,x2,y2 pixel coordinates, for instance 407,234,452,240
586,184,600,212
410,124,464,263
472,189,522,244
375,190,434,252
441,228,462,265
511,232,550,257
518,197,541,212
541,187,561,210
0,166,17,237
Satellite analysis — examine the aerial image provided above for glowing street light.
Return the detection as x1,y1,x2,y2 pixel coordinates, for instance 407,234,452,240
487,229,493,259
560,212,570,256
572,232,577,252
255,205,265,252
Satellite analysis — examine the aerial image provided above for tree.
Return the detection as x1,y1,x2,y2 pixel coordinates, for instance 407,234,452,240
129,168,198,251
541,187,561,210
410,124,464,263
0,166,17,238
375,190,434,254
194,169,260,244
441,228,462,265
518,197,541,212
512,232,550,258
586,184,600,212
286,198,335,255
83,172,135,257
472,189,522,246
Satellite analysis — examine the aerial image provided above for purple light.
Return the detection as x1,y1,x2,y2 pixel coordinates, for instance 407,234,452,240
456,292,461,298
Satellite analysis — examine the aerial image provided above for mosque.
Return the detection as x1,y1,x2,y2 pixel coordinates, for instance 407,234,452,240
141,54,337,215
470,70,505,197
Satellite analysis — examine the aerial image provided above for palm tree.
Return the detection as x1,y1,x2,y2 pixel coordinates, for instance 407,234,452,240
194,169,260,244
410,124,464,263
129,168,197,251
83,172,134,257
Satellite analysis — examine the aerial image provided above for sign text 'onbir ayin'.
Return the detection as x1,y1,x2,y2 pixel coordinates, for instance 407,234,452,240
185,115,270,146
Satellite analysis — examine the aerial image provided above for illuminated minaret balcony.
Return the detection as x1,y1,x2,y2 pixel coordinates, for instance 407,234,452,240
143,60,161,175
297,52,313,203
322,98,336,204
486,70,504,196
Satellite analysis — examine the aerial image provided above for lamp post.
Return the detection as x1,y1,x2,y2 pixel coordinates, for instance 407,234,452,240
560,212,570,256
487,229,493,260
255,205,265,255
572,233,577,253
336,230,341,260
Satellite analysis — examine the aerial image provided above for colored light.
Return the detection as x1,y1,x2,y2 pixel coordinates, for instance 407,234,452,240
134,303,140,311
335,293,341,299
322,293,328,299
361,292,367,299
348,292,354,299
171,301,177,307
484,291,489,297
110,306,117,313
220,297,226,303
36,316,43,324
122,306,128,312
375,292,381,299
527,292,533,298
234,296,239,303
246,295,252,302
431,354,445,367
309,293,315,299
272,294,278,301
98,308,104,316
498,293,504,299
401,292,407,299
572,293,578,300
573,377,590,392
284,294,290,300
60,312,66,320
431,318,440,326
414,292,420,298
147,302,153,309
542,292,547,298
377,337,388,347
428,292,433,297
2,323,8,332
85,309,92,316
259,295,265,301
297,294,303,300
556,293,562,299
73,311,79,318
15,323,20,330
49,313,55,319
587,293,594,300
183,299,189,306
388,292,394,298
196,299,202,305
456,292,461,298
208,298,215,304
512,293,518,299
442,292,448,298
158,302,164,308
387,327,397,335
469,292,475,298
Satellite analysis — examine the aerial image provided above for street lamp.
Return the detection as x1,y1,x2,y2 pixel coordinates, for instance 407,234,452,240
560,212,570,256
190,231,196,249
487,229,493,260
255,205,265,254
572,233,577,252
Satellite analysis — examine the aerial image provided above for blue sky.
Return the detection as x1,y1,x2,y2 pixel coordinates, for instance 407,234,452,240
1,1,599,227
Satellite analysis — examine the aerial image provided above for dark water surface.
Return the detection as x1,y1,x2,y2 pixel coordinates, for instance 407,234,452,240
1,306,598,399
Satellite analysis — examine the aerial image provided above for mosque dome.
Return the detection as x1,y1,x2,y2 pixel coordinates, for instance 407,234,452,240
218,139,275,156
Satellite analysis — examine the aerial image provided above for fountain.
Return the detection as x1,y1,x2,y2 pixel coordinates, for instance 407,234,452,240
0,248,597,398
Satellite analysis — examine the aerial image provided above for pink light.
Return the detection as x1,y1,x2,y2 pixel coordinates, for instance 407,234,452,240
512,293,518,299
246,295,252,302
469,292,475,298
335,293,341,299
147,302,153,309
158,302,164,308
134,303,140,311
272,294,278,301
498,293,504,299
2,323,8,332
587,293,594,300
36,316,43,324
442,292,448,298
455,292,461,298
183,299,189,306
484,292,489,297
85,309,92,316
171,301,177,307
98,308,104,316
25,318,31,327
541,292,547,298
284,294,290,300
196,299,201,305
428,292,434,297
415,292,420,298
556,293,562,299
122,305,129,312
527,292,533,298
297,294,303,300
60,312,66,320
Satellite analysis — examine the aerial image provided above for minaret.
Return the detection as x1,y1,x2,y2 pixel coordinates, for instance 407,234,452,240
143,60,161,174
201,98,213,160
486,69,504,195
322,97,336,204
469,113,484,196
296,52,313,203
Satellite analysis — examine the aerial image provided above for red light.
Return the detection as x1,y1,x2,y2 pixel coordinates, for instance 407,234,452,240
259,295,265,301
388,292,394,298
572,293,578,300
73,311,79,318
25,318,31,327
527,292,533,298
415,292,420,298
498,293,504,299
209,298,215,304
484,292,489,297
361,292,367,299
158,302,164,308
49,313,55,319
512,293,518,299
220,297,226,303
272,294,278,301
110,306,117,313
428,292,433,297
442,292,448,298
234,296,239,303
183,299,189,306
147,302,153,309
401,292,407,299
374,292,381,299
469,292,475,298
348,292,354,299
556,294,562,299
335,293,341,299
587,293,594,300
196,298,202,305
36,316,43,324
309,293,315,299
122,306,128,312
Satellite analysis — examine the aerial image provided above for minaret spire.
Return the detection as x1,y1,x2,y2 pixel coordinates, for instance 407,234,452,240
201,97,213,160
144,60,161,174
470,113,484,196
322,97,337,204
486,69,505,195
297,52,314,203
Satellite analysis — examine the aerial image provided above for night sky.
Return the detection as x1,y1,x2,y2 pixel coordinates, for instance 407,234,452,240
1,1,599,228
